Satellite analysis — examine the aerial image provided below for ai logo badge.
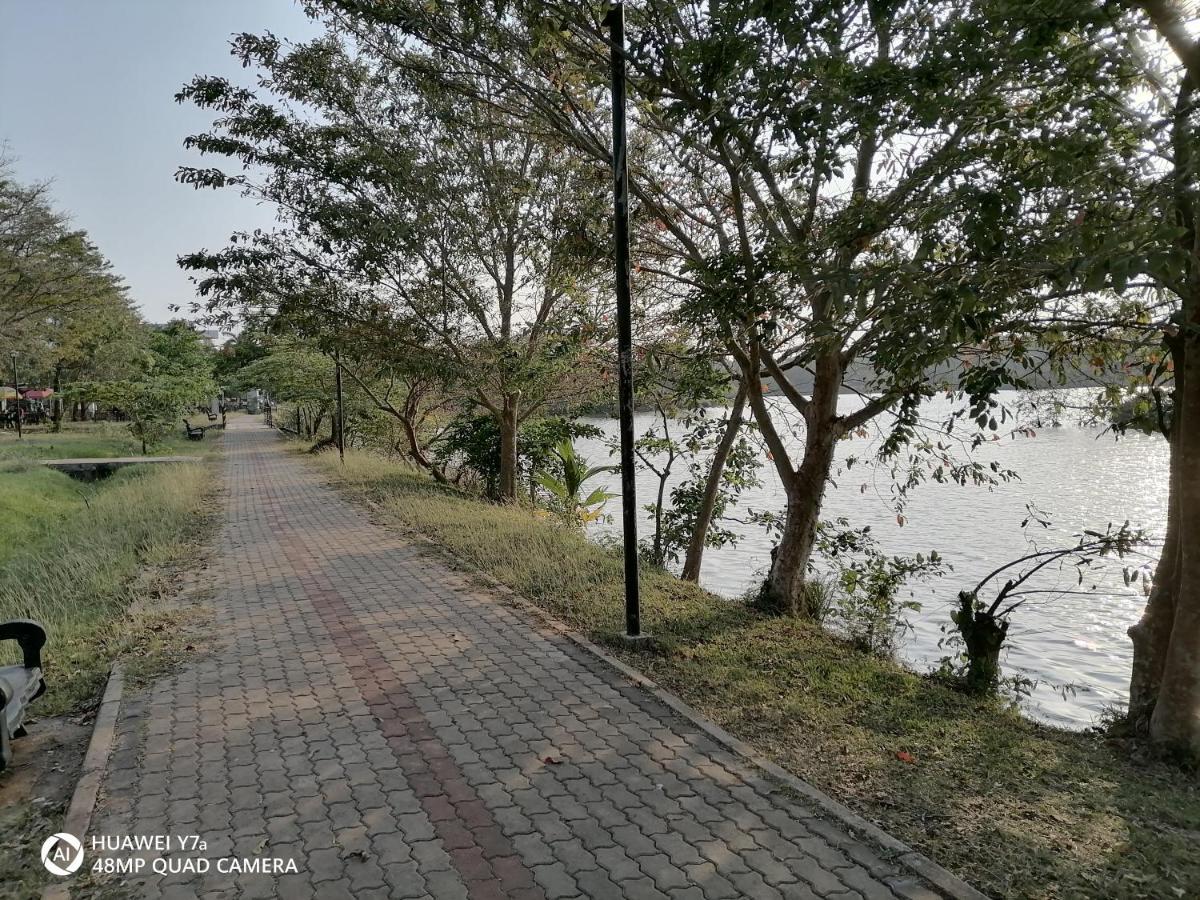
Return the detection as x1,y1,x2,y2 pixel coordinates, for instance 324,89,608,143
41,833,84,876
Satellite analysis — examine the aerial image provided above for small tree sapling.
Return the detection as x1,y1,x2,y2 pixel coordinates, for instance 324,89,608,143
951,513,1148,694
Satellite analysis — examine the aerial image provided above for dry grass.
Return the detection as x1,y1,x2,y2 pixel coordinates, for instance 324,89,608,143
315,448,1200,900
0,455,218,715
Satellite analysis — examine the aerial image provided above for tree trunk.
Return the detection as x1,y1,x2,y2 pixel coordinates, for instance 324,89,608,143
1149,327,1200,756
1128,360,1182,728
309,405,344,454
681,384,747,582
760,351,842,617
497,398,519,501
51,362,63,432
652,473,667,566
1145,68,1200,756
401,416,449,483
954,592,1010,694
761,427,838,616
1129,531,1180,727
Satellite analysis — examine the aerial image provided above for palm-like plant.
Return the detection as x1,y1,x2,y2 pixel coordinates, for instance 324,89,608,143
535,439,617,526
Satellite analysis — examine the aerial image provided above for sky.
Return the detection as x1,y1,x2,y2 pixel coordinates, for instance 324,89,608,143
0,0,322,326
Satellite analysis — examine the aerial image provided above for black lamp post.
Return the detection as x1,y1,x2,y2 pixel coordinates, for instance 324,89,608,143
10,352,21,440
334,347,345,464
603,2,642,638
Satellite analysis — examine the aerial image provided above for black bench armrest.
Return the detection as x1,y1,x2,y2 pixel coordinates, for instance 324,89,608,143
0,620,46,670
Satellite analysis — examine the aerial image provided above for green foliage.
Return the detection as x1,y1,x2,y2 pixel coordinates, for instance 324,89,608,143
1107,388,1173,437
76,376,202,453
1,165,126,346
534,439,616,527
1,162,146,395
213,328,269,386
815,519,949,656
168,0,1198,761
234,346,333,403
518,417,602,493
68,321,216,452
433,414,505,496
433,413,600,498
175,29,610,461
657,422,760,565
318,0,1161,610
628,344,752,568
147,320,216,379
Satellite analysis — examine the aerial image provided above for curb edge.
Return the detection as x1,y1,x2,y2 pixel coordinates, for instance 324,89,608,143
41,662,125,900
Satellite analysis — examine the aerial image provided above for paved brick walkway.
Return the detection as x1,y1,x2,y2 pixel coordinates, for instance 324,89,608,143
86,420,944,899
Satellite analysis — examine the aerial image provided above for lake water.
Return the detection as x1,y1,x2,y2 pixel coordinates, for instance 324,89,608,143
575,390,1168,730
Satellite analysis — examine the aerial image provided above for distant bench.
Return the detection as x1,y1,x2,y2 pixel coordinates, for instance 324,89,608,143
184,415,225,441
0,620,47,772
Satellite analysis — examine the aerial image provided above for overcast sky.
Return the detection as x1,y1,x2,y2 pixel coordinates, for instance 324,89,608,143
0,0,322,325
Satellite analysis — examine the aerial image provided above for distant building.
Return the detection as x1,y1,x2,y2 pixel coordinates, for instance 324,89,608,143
147,321,227,350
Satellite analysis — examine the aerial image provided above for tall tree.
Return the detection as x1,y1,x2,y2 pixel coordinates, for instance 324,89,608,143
325,0,1142,613
72,320,216,453
1118,1,1200,755
177,31,611,500
0,165,123,341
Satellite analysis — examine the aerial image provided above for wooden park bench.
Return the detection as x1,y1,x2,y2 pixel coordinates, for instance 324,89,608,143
0,620,47,772
183,419,206,441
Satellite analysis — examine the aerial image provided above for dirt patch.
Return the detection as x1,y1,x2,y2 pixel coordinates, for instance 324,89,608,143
1,715,92,808
0,713,92,899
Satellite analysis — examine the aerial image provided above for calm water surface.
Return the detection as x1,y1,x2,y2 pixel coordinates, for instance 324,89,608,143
576,390,1168,730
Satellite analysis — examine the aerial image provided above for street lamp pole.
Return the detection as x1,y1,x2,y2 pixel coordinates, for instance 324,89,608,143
603,2,642,638
10,352,21,440
334,347,345,464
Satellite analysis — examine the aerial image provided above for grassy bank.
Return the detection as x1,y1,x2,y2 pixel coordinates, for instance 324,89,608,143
314,449,1199,900
0,420,205,463
0,428,219,714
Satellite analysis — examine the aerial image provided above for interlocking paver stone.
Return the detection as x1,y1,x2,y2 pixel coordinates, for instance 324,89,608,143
83,419,948,898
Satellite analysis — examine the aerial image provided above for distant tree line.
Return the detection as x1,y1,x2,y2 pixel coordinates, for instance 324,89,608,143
1,157,215,446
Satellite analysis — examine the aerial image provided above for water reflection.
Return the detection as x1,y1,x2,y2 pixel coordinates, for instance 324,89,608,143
576,389,1168,730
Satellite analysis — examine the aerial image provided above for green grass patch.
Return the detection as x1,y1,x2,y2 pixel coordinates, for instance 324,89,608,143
315,449,1200,900
0,420,212,463
0,431,219,715
0,467,93,569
